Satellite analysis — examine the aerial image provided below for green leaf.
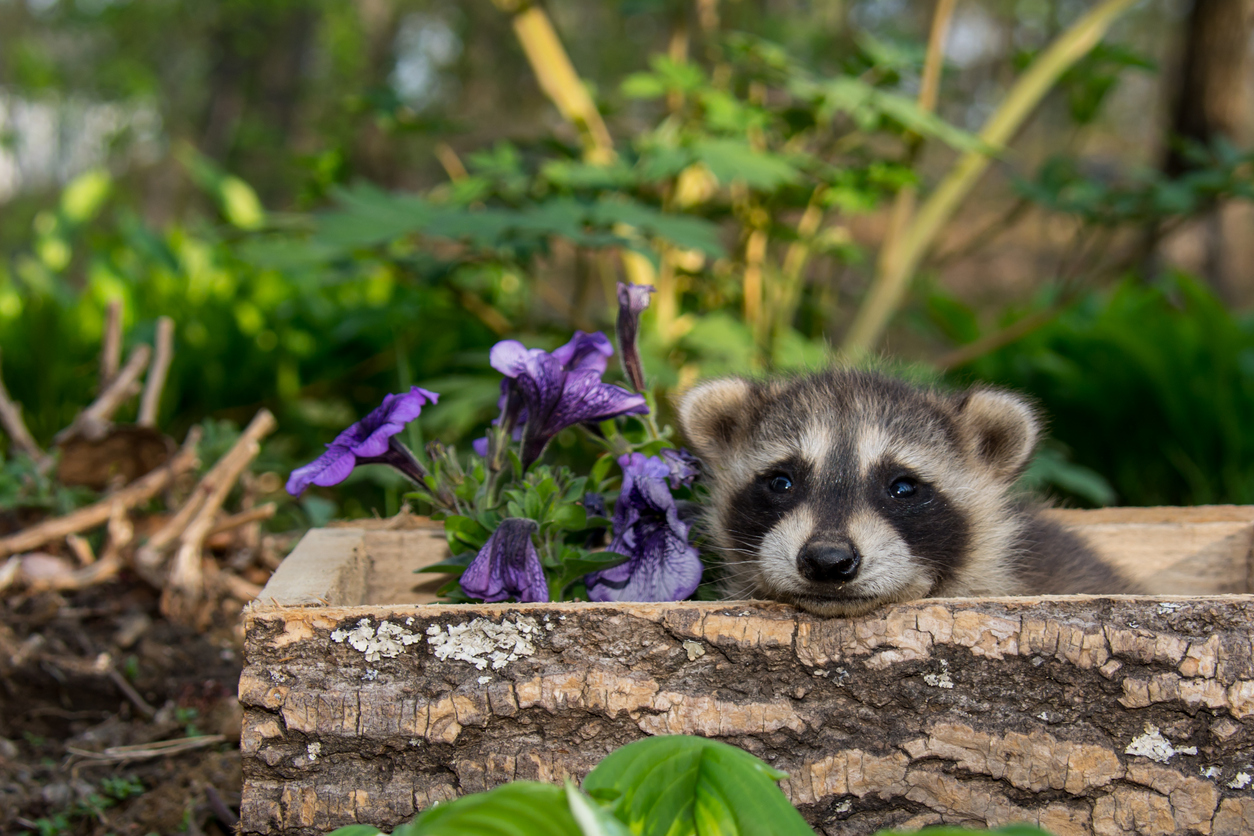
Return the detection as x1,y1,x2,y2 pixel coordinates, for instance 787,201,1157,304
60,169,112,224
317,183,435,248
395,781,583,836
582,735,813,836
688,139,800,191
416,557,472,575
547,502,588,532
557,550,632,585
589,454,616,490
325,827,383,836
565,779,634,836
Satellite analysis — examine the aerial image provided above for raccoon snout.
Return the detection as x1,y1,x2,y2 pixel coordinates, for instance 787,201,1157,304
797,541,861,584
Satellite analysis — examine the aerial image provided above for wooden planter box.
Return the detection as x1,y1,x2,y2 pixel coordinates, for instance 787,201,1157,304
240,507,1254,836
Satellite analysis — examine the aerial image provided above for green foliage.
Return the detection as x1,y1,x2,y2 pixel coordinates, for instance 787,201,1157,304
1017,139,1254,224
0,453,95,515
325,735,813,836
944,273,1254,507
582,736,813,836
28,775,147,835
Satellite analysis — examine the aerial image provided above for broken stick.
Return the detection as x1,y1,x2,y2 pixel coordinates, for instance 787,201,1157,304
162,410,276,620
138,409,277,574
138,316,174,427
0,426,202,559
54,343,152,445
0,349,45,461
100,298,123,389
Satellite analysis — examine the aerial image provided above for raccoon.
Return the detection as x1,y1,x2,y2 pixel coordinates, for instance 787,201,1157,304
677,369,1136,617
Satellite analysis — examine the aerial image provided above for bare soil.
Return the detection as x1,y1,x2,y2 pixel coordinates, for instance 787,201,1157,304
1,577,245,836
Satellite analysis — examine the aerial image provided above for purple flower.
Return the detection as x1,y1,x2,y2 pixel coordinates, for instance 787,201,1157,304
460,518,549,603
616,282,655,392
585,453,702,603
286,386,438,496
659,448,701,488
490,331,648,467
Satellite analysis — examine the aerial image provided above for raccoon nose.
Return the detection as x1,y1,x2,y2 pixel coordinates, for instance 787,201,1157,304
797,542,861,584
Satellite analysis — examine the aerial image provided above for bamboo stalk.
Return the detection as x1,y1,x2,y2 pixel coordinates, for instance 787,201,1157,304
497,1,615,164
0,427,202,559
743,228,769,347
841,0,1138,356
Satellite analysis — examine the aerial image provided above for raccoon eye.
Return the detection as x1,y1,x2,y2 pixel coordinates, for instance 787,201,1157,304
768,474,794,494
887,477,919,500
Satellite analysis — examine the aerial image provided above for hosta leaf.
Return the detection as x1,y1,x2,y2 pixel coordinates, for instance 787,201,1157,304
582,736,813,836
393,781,583,836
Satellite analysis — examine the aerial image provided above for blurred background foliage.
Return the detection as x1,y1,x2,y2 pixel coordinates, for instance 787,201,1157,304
3,0,1254,518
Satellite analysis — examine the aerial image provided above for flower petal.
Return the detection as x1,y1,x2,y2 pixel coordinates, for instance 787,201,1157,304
346,387,438,457
544,372,648,434
460,518,549,603
489,340,532,378
659,448,701,488
585,453,702,602
285,444,357,496
552,331,614,374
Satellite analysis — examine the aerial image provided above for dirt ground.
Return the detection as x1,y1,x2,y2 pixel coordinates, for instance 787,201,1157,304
1,577,246,835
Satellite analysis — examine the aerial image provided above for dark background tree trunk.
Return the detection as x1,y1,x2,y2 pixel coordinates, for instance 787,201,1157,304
1161,0,1254,306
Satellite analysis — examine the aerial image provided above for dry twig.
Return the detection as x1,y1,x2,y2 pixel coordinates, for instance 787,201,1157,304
0,349,44,461
207,503,276,539
138,316,174,427
160,410,276,621
54,344,151,445
138,410,276,576
100,298,123,388
0,427,201,559
67,734,226,765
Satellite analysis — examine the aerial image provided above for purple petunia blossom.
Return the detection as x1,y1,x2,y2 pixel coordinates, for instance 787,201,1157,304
585,453,702,603
659,447,701,488
460,518,549,603
616,282,655,392
286,386,438,496
490,331,648,467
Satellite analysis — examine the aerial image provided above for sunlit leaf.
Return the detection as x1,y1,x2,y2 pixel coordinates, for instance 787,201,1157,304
582,736,813,836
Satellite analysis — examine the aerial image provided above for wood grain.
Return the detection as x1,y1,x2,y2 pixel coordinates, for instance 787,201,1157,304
240,508,1254,836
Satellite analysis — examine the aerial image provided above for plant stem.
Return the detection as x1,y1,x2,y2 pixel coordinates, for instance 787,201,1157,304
841,0,1138,356
494,1,615,164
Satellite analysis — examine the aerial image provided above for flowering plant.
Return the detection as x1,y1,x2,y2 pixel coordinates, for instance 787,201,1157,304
287,282,707,604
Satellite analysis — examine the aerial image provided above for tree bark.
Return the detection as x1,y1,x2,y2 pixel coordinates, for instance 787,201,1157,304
1160,0,1254,305
239,510,1254,836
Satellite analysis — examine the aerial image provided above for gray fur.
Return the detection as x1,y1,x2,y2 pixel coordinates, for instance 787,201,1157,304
678,368,1137,616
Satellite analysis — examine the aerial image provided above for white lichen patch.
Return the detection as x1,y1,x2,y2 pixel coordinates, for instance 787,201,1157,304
1157,602,1182,614
477,676,492,685
330,617,422,662
1230,771,1253,790
1201,766,1222,779
362,669,378,681
834,800,852,814
306,742,321,762
924,660,954,689
683,640,706,661
1125,723,1197,763
426,615,541,671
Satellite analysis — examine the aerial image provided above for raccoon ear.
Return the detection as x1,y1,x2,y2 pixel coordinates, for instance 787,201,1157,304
676,378,755,465
954,388,1040,482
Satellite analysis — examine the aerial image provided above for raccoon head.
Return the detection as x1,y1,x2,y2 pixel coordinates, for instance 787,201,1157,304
678,370,1039,616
